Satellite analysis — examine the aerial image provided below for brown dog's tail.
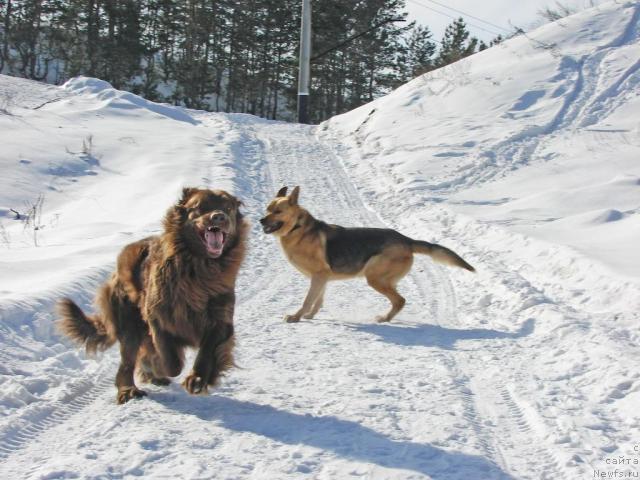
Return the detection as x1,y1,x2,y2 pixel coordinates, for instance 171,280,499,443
57,297,116,355
411,240,475,272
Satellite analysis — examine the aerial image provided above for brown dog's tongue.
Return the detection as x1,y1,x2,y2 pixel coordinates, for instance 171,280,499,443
205,230,224,252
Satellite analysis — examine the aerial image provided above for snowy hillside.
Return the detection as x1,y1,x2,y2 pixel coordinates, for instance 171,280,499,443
324,1,640,281
1,1,639,479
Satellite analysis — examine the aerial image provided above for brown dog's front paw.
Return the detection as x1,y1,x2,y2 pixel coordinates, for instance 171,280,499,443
375,314,391,323
284,314,301,323
117,386,147,404
182,373,209,395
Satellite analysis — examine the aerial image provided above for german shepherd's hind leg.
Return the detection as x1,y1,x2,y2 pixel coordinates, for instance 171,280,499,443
367,279,406,323
364,248,413,323
285,275,328,323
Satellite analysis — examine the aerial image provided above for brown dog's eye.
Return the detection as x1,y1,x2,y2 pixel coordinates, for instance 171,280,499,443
273,210,281,215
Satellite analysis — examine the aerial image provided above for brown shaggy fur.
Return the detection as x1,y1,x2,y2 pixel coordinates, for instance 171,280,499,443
57,188,248,404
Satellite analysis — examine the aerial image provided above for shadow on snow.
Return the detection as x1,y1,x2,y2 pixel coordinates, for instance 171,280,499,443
153,394,514,480
346,318,535,350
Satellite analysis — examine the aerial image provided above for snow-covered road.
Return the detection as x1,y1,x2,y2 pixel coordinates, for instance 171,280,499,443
1,115,520,479
3,108,629,479
2,2,639,478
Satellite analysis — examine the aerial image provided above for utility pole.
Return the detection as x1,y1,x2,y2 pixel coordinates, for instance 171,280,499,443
297,0,311,124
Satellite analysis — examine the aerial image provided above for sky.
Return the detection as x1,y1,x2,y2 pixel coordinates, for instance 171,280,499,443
405,0,606,42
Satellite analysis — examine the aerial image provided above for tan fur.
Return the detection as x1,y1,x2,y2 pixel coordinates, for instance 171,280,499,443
261,186,474,323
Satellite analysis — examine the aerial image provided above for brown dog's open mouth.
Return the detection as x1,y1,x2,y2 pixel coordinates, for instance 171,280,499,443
262,221,283,234
201,226,227,258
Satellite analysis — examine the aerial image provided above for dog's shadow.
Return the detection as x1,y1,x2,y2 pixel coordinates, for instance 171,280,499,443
152,393,514,479
345,318,535,350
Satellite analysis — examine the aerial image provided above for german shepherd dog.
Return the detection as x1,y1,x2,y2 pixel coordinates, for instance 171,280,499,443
58,188,248,404
260,186,474,323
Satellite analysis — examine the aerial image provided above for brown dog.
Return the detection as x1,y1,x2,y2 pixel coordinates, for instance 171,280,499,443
260,186,474,323
58,188,248,404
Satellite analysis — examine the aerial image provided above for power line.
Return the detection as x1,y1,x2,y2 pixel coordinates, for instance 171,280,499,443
421,0,512,33
407,0,505,38
407,0,503,36
311,18,406,62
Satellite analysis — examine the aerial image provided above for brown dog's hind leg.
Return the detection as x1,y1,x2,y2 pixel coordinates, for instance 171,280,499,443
100,282,147,404
137,336,172,386
115,336,147,404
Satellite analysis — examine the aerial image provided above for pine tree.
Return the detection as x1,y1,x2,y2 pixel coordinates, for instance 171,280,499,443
0,0,12,72
306,0,410,122
0,0,469,122
101,0,143,89
436,17,477,67
402,24,436,79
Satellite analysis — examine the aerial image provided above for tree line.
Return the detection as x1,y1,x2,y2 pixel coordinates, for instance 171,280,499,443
0,0,501,123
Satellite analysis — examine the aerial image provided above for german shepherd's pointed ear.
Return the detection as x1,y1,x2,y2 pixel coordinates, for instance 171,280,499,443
179,187,198,206
289,186,300,205
276,186,288,197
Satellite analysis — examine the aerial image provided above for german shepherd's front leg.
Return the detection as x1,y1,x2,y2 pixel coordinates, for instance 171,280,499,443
302,286,325,319
285,275,328,323
183,295,235,395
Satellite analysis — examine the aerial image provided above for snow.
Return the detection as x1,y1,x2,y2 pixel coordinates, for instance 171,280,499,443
1,1,639,479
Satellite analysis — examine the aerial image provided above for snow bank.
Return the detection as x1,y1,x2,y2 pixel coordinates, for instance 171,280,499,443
323,0,640,289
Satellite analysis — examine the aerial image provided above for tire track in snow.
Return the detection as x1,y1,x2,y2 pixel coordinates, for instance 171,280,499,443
0,288,119,463
319,125,579,478
0,117,276,469
0,364,115,462
477,386,565,480
320,127,516,472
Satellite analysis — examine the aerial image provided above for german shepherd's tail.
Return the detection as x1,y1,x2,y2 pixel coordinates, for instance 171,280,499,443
57,285,117,355
411,240,475,272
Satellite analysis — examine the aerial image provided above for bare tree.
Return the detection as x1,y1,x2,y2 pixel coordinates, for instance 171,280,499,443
20,194,46,246
538,2,577,22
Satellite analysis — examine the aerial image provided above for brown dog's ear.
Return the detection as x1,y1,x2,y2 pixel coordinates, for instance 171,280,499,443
276,186,288,197
164,204,188,231
289,186,300,205
179,187,198,205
